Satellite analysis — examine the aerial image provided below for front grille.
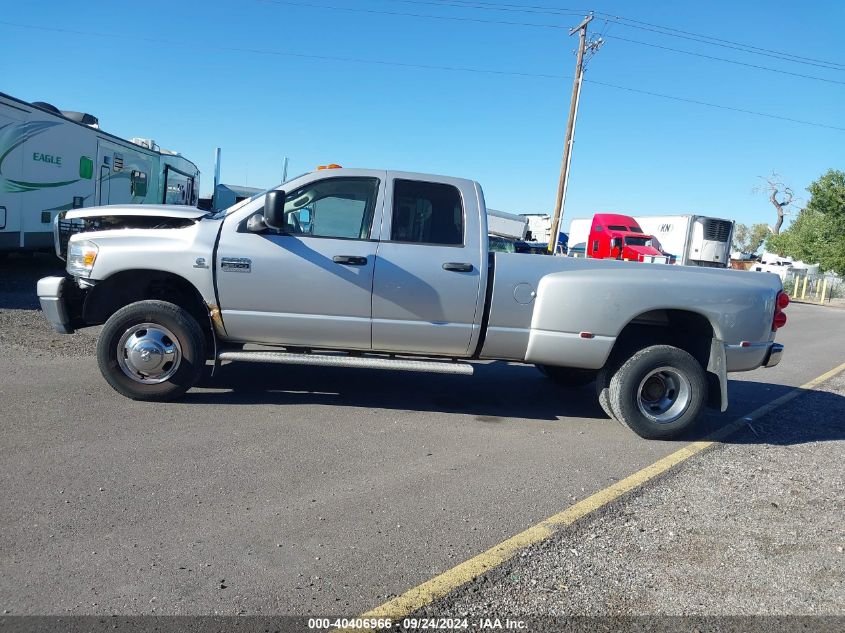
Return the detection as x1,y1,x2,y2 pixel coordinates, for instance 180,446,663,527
703,219,732,242
56,216,85,259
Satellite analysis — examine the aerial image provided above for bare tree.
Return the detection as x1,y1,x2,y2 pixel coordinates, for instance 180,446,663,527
754,173,800,235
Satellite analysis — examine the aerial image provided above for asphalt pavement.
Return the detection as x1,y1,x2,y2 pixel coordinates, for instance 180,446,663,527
1,254,844,617
420,372,845,620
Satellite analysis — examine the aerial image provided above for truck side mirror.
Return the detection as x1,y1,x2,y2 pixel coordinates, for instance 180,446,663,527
246,214,267,233
264,190,286,230
611,237,622,249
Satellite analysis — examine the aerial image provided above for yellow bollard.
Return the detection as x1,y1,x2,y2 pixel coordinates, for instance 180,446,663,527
792,275,800,297
819,278,828,305
801,275,809,300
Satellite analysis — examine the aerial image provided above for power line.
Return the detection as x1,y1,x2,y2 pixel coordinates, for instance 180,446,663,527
380,0,845,71
607,34,845,86
255,0,582,29
592,11,845,70
595,15,845,72
0,20,564,77
1,20,842,132
259,0,845,81
582,78,845,132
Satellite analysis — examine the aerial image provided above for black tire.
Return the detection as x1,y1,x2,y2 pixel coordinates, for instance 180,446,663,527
536,365,596,388
97,300,206,401
608,345,707,440
595,364,619,421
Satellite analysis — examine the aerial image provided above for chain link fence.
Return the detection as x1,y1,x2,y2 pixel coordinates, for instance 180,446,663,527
784,270,843,303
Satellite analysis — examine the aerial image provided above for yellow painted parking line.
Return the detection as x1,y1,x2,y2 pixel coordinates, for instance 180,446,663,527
362,361,845,619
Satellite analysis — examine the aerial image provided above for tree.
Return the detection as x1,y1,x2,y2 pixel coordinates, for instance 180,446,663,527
755,173,800,235
732,222,771,254
766,169,845,275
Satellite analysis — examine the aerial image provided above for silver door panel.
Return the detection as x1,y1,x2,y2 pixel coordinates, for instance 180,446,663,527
218,235,378,348
371,174,485,356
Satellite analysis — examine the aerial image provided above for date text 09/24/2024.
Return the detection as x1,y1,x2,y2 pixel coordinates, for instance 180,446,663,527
307,617,528,629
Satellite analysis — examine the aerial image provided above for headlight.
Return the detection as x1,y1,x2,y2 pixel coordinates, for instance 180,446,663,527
67,240,99,277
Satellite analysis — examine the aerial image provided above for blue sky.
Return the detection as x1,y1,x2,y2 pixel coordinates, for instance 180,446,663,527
2,0,842,230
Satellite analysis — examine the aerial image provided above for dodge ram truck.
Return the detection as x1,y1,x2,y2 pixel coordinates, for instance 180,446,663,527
37,167,787,439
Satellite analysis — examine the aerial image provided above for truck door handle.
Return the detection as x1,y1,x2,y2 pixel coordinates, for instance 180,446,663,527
442,262,473,272
332,255,368,266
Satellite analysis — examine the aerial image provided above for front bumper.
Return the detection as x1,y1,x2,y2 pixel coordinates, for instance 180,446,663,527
37,276,75,334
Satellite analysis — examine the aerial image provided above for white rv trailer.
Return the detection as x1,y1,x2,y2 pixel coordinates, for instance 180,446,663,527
567,214,734,267
0,92,200,254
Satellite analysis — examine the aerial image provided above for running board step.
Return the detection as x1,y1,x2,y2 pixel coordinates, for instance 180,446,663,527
217,350,474,375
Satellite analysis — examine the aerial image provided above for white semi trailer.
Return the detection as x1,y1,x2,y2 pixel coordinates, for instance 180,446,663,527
486,208,528,240
0,92,200,255
567,214,734,267
636,215,734,268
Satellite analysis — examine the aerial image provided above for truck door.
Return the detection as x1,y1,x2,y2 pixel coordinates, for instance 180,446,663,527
371,175,484,356
215,173,386,350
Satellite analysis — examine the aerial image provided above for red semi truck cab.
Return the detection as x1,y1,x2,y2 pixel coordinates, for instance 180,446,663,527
587,213,670,263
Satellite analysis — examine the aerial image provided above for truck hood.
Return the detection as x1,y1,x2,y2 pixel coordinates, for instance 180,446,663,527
626,244,663,258
65,204,207,221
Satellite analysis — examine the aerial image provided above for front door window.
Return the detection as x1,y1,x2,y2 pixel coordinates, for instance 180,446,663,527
282,178,379,239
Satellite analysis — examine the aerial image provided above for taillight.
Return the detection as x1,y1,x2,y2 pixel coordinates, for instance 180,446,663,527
773,291,789,331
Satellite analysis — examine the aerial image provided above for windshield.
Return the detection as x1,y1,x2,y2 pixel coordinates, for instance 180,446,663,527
207,173,309,219
625,236,653,247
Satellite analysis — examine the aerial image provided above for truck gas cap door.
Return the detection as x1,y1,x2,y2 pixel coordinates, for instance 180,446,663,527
513,283,536,304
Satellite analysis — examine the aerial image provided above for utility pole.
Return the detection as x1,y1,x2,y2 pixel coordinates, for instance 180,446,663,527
282,156,289,183
548,13,596,254
212,147,222,210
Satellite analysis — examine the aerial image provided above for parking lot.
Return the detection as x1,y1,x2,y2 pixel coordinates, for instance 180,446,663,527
1,254,844,617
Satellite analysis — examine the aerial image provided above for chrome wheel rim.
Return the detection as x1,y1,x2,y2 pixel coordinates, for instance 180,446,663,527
116,323,182,384
636,366,691,424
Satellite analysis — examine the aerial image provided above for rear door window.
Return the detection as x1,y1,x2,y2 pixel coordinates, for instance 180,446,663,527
391,179,463,245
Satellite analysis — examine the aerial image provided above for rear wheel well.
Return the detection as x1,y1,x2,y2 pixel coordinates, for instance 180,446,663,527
83,270,213,356
607,310,720,409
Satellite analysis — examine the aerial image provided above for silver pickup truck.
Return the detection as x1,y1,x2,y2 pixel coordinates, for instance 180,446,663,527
37,168,787,439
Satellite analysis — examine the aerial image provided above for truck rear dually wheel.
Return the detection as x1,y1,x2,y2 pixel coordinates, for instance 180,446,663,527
595,364,619,422
97,300,205,401
608,345,706,440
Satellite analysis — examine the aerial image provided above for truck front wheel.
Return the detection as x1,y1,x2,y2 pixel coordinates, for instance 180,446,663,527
97,300,206,401
608,345,706,440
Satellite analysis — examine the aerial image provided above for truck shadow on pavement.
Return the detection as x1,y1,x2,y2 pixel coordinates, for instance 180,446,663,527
186,362,845,444
187,360,610,422
0,254,63,309
695,378,845,445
